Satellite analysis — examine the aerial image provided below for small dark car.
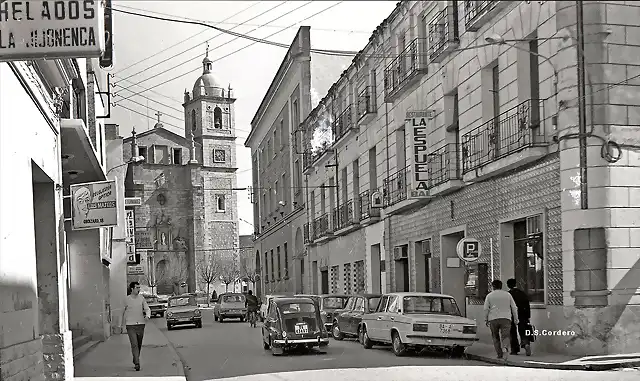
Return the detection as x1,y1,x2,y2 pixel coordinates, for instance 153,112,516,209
295,294,350,332
261,297,329,355
166,294,202,330
331,294,381,340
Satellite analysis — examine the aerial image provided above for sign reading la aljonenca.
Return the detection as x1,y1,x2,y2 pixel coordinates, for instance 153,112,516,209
71,180,118,230
0,0,105,61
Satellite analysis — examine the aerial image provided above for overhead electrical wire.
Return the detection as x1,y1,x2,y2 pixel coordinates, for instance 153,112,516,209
115,3,374,35
111,2,345,100
114,1,313,94
115,1,264,74
115,1,288,83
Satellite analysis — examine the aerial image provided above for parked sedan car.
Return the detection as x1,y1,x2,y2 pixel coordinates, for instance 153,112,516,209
332,294,381,340
259,294,287,322
261,297,329,355
295,294,350,332
359,292,478,356
166,294,202,330
214,293,247,322
143,294,166,318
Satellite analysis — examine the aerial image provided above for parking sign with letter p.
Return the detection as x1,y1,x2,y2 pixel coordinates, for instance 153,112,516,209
456,238,482,262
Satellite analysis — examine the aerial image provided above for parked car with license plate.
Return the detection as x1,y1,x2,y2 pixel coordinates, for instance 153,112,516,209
295,294,350,332
260,294,287,322
143,294,166,318
332,294,381,340
261,297,329,355
359,292,478,356
215,293,247,322
166,294,202,330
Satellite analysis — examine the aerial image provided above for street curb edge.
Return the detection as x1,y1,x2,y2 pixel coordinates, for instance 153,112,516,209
465,353,640,371
153,322,188,378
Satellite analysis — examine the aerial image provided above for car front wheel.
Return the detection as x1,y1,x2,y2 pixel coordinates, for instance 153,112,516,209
361,327,373,349
332,322,344,340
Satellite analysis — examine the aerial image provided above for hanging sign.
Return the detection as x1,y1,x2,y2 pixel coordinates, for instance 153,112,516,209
456,238,482,263
70,180,118,230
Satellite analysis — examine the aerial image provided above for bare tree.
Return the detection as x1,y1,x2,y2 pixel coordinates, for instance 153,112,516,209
197,254,222,306
239,258,260,292
220,259,240,292
157,254,189,295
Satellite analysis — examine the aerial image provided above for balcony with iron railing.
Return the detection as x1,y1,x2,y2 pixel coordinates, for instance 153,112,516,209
461,99,548,182
428,4,459,63
358,190,380,225
383,166,409,207
357,86,377,125
464,1,510,32
303,222,311,243
332,105,357,147
383,38,428,103
312,213,332,243
426,143,464,195
333,199,359,235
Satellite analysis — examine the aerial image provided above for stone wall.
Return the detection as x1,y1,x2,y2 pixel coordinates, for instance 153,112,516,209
41,332,73,381
0,338,44,381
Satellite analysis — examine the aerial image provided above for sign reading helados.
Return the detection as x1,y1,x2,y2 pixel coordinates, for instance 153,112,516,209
0,0,105,61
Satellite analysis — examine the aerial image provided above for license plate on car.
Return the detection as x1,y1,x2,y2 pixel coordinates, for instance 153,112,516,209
440,324,452,334
294,324,309,334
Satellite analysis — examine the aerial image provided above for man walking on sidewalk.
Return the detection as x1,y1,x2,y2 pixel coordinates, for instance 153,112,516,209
507,278,532,356
121,282,151,371
483,279,519,360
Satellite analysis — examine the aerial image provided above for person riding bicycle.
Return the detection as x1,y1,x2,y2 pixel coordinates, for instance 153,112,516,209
245,290,260,326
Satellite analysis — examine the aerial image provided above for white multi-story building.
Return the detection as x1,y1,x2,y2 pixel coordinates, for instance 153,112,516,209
298,0,640,356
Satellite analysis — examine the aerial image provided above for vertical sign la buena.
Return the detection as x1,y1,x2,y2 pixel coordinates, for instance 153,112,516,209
406,111,431,198
0,1,105,61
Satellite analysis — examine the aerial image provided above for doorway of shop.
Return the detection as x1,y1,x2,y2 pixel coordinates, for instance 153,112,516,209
320,268,329,294
441,230,466,316
394,244,410,292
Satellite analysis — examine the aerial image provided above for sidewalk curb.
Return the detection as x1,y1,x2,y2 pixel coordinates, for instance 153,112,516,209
151,322,188,378
465,353,640,371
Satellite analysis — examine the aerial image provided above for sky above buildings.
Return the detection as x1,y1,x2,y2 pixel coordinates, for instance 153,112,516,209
108,1,397,235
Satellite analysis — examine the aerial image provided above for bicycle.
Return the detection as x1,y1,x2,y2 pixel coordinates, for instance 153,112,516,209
247,310,258,327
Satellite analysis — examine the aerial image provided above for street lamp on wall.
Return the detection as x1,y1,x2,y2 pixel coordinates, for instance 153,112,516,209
106,155,145,176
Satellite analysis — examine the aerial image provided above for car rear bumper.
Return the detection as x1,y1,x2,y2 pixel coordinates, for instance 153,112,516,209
220,311,246,318
273,337,330,345
404,334,478,347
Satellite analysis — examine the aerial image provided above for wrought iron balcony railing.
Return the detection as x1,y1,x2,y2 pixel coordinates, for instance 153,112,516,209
358,190,378,220
303,222,310,243
312,213,331,239
333,200,355,230
461,99,545,174
383,39,427,99
357,87,376,120
383,166,409,207
303,151,314,171
427,143,461,188
428,4,459,62
464,1,506,31
332,105,355,142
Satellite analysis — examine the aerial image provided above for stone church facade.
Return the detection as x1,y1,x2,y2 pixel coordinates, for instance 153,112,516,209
123,51,240,294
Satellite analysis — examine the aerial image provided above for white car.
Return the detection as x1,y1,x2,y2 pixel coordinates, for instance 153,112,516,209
259,294,287,321
359,292,478,356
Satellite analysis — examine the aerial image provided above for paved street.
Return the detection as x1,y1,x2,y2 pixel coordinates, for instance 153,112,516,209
154,312,488,381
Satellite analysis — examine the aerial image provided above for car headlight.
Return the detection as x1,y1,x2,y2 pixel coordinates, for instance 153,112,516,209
463,325,477,334
166,312,173,318
194,309,201,316
282,331,287,337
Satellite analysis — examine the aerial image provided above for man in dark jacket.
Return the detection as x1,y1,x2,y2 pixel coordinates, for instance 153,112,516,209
507,278,532,356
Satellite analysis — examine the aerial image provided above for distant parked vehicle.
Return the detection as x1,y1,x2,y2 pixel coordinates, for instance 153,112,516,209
214,293,247,322
332,294,381,340
259,294,287,322
166,293,202,330
142,294,166,318
295,294,350,332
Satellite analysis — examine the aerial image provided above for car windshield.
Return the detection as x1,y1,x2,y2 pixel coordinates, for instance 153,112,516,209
367,297,381,312
223,294,245,303
169,296,196,307
281,303,315,314
402,296,461,315
144,296,158,303
323,297,347,309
